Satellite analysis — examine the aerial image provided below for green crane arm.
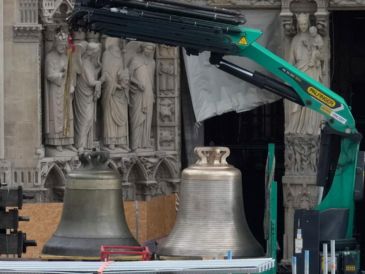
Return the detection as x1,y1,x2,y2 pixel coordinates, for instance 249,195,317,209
70,0,362,237
235,29,361,237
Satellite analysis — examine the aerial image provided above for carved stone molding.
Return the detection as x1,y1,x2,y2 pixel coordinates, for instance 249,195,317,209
280,0,329,37
184,0,281,8
13,0,42,43
40,0,75,24
13,25,42,43
108,154,181,201
285,135,319,176
156,45,180,153
282,175,319,209
329,0,365,9
36,153,180,202
40,157,80,185
0,160,11,185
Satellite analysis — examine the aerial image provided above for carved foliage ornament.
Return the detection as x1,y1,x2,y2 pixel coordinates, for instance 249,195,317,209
109,155,180,200
290,0,318,14
285,135,320,175
330,0,365,7
283,183,318,210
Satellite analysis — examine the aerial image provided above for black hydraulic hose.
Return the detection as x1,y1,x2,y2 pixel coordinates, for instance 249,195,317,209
79,0,245,25
92,0,243,16
149,0,243,17
210,55,305,106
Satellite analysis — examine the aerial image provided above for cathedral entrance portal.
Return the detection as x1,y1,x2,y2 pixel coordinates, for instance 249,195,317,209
331,11,365,269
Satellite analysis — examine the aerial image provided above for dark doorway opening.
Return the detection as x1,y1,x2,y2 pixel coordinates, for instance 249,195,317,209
204,100,285,259
331,10,365,269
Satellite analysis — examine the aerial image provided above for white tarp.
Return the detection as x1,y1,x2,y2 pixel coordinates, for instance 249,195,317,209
184,10,282,122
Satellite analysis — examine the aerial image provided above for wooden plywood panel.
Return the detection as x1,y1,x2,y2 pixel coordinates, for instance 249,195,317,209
146,195,177,240
15,195,176,259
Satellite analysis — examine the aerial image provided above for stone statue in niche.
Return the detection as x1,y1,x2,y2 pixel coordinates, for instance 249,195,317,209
159,61,175,91
308,26,324,73
45,31,76,154
101,37,130,152
285,13,325,136
73,41,102,152
128,42,156,151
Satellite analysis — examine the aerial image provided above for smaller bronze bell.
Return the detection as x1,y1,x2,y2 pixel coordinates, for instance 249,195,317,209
42,152,138,257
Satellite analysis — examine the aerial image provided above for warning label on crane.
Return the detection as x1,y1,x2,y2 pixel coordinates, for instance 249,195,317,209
307,87,336,108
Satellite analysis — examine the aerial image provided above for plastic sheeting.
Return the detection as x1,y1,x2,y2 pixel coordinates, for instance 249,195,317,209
183,10,282,122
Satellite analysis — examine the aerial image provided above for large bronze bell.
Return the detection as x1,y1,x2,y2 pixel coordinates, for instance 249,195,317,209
158,147,264,258
42,152,138,258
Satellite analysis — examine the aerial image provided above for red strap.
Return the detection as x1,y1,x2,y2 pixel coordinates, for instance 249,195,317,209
67,35,76,52
97,261,112,274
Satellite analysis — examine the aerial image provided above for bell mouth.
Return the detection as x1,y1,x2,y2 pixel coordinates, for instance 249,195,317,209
42,236,139,257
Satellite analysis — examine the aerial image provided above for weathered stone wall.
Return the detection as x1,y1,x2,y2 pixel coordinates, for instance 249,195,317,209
2,0,43,185
0,0,4,161
0,0,181,202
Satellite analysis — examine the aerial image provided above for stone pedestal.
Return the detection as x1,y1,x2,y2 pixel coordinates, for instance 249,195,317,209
280,0,330,262
282,174,319,261
282,134,321,261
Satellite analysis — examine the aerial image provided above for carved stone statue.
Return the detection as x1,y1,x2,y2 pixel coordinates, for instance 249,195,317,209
285,13,324,136
73,41,102,152
159,61,175,91
128,42,156,151
101,37,130,151
45,31,76,153
308,26,324,73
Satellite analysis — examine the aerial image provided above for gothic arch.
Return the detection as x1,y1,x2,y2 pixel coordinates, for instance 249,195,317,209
153,158,178,180
107,159,123,178
44,164,66,202
153,158,180,194
126,160,148,182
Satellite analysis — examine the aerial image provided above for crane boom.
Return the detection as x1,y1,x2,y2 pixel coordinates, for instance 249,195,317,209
69,0,361,239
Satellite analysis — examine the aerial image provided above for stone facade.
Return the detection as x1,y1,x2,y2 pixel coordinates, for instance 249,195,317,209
1,0,363,264
1,0,181,202
2,0,43,194
0,0,4,161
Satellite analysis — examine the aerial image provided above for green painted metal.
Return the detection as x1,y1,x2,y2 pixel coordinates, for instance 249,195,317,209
265,144,277,274
232,27,360,239
316,138,360,237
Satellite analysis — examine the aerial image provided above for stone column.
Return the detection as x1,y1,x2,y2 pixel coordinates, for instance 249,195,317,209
280,0,330,262
156,45,180,154
0,0,4,160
